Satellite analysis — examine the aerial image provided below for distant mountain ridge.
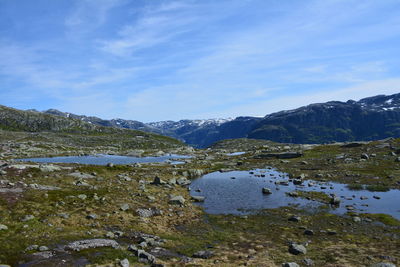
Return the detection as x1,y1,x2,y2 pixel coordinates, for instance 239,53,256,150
33,92,400,147
0,105,184,149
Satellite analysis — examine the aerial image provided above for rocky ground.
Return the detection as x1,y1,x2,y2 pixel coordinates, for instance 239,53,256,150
0,133,399,267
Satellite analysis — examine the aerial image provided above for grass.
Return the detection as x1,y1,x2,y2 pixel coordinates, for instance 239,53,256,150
365,185,390,192
346,184,364,190
361,213,400,226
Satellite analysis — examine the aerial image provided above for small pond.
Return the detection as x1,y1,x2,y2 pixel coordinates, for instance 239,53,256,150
17,154,191,165
190,169,400,219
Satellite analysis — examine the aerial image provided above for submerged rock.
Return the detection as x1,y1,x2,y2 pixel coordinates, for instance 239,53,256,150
262,187,272,194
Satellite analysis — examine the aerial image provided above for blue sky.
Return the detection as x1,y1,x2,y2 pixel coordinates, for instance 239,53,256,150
0,0,399,122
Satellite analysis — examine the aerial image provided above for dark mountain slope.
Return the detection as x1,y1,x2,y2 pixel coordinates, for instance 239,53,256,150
248,94,400,143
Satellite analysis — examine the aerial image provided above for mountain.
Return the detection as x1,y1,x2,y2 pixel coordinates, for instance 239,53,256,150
42,109,234,147
0,105,184,149
247,93,400,144
44,109,161,134
32,92,400,147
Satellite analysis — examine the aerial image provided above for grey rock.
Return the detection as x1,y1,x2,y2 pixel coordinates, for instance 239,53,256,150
65,239,120,251
262,187,272,194
330,195,341,205
191,195,205,202
38,246,49,251
120,203,130,211
68,172,95,179
0,224,8,230
21,215,35,222
86,214,97,220
303,258,314,266
169,195,185,205
136,250,155,263
361,153,370,160
192,250,214,259
176,177,191,186
77,194,87,200
151,176,166,185
120,258,130,267
26,245,39,251
282,263,300,267
289,243,307,255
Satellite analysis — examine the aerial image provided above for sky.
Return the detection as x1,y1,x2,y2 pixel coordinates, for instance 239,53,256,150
0,0,400,122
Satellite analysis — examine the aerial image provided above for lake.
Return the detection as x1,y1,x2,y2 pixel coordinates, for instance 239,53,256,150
190,168,400,219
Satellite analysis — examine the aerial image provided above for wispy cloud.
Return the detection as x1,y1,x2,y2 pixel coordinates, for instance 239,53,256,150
0,0,399,121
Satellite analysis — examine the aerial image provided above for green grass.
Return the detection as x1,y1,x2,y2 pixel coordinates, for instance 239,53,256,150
362,213,400,226
346,184,364,190
365,185,390,192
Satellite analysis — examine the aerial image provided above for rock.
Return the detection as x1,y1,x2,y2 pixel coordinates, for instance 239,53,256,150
136,208,162,218
395,157,400,162
361,153,370,160
39,165,61,172
176,177,191,186
120,258,130,267
282,263,300,267
65,239,120,251
169,195,185,205
330,195,341,205
86,214,97,220
107,163,114,167
127,244,138,253
287,191,299,197
303,258,314,266
77,194,87,200
373,195,381,200
353,216,361,222
21,215,35,222
105,232,115,238
304,229,314,236
370,263,396,267
38,246,49,251
0,224,8,230
137,250,156,264
26,245,39,251
120,203,130,211
288,216,301,222
262,187,272,194
191,195,205,202
68,172,95,179
151,176,166,185
192,250,214,259
293,179,303,185
288,243,307,255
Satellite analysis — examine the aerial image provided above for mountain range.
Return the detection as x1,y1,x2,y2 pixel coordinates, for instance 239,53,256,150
7,93,400,148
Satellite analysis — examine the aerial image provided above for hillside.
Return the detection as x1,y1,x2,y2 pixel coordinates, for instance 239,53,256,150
0,105,184,152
